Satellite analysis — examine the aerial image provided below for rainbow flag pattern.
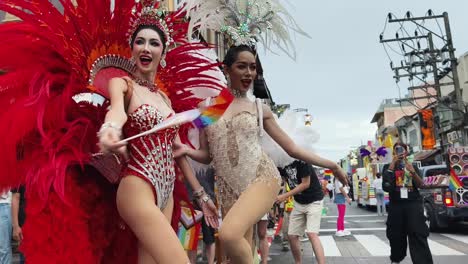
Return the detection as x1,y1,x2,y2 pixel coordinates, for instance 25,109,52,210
449,167,463,191
177,222,201,251
193,88,234,128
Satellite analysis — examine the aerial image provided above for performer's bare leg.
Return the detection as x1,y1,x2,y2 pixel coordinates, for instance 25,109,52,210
117,176,188,264
218,178,280,264
138,195,175,264
220,226,253,263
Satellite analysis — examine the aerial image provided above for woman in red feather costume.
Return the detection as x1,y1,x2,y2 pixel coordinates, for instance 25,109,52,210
0,0,227,263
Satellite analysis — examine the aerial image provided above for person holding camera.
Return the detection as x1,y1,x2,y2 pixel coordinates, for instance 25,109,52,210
383,143,432,264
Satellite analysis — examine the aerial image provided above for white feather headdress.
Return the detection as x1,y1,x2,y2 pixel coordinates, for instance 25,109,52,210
184,0,309,59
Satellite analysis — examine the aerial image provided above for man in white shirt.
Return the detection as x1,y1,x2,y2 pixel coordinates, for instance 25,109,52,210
373,173,386,216
0,190,12,264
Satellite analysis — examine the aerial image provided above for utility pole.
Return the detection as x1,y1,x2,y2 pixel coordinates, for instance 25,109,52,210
443,12,464,119
427,33,442,100
379,10,466,153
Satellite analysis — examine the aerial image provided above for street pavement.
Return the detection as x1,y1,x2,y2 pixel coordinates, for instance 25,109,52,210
12,197,468,263
268,197,468,264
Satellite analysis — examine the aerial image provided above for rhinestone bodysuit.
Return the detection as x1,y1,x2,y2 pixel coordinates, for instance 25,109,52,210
205,104,281,215
123,104,178,210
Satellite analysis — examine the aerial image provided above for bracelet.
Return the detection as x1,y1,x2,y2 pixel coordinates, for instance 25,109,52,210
98,122,122,137
193,187,206,198
196,193,211,204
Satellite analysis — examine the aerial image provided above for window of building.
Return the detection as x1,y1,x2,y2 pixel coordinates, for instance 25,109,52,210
409,129,418,147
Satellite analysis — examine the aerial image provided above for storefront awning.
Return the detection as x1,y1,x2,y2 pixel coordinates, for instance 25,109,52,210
413,149,440,161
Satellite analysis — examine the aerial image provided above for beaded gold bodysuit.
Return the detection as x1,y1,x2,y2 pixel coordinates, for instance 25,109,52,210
205,101,282,215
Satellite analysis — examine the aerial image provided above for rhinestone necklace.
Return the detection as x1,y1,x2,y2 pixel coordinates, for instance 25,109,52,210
230,88,247,98
134,78,158,93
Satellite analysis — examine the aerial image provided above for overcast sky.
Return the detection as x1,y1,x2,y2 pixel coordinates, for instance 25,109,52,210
260,0,468,162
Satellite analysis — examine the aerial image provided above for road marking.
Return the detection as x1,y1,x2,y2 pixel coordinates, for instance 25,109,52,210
441,233,468,244
326,220,349,224
428,239,464,255
354,235,390,256
319,227,386,232
320,235,342,256
271,234,467,257
322,214,377,218
350,219,385,223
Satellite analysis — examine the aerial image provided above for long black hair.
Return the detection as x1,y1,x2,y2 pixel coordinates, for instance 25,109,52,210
223,45,257,67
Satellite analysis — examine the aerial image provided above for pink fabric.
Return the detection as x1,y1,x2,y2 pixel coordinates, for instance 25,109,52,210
337,204,346,231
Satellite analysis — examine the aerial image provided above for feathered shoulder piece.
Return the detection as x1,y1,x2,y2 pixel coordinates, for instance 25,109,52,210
184,0,309,59
262,110,320,168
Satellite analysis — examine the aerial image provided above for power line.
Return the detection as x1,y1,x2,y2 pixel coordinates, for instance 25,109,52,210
380,10,466,149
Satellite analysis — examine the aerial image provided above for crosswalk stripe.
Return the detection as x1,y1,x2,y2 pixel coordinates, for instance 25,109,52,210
322,214,377,218
354,235,390,256
319,227,386,232
441,233,468,244
271,233,467,257
428,239,464,255
319,235,342,256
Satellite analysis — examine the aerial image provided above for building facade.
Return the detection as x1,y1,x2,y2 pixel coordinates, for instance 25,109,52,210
371,84,437,143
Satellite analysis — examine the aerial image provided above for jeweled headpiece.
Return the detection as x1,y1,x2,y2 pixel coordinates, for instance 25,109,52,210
185,0,309,59
127,0,174,47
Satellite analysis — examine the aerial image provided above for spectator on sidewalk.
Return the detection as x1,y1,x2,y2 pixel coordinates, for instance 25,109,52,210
281,182,294,252
373,173,386,216
185,166,217,264
0,190,12,264
11,186,25,264
277,160,325,264
326,181,334,200
200,217,216,264
347,174,354,201
257,213,270,264
383,143,432,264
320,179,328,197
198,167,217,264
334,177,352,237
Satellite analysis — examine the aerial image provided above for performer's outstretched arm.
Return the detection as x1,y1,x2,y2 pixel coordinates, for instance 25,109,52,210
173,128,212,164
262,104,348,185
99,78,129,157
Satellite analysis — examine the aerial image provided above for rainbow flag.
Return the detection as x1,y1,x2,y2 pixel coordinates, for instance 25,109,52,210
449,167,463,191
193,88,234,128
177,222,201,251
